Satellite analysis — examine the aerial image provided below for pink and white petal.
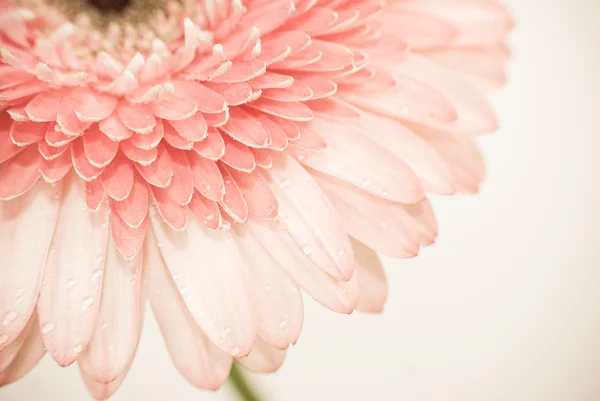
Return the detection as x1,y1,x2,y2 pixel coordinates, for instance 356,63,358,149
164,148,195,205
351,238,388,313
235,225,303,348
83,125,119,168
37,172,110,366
117,103,156,135
0,181,61,352
220,136,256,173
236,337,287,373
227,168,278,220
188,192,221,230
219,164,249,223
80,366,129,401
78,243,143,384
291,117,425,203
110,210,147,261
150,187,188,231
39,150,71,183
248,219,359,314
0,314,45,386
149,208,256,357
427,137,485,193
314,174,420,259
0,314,37,374
86,179,105,211
71,138,104,181
145,228,233,390
264,153,354,281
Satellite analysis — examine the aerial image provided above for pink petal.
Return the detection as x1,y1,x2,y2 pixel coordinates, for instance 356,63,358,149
235,225,303,348
100,152,135,201
149,209,256,357
120,139,158,165
192,128,225,160
130,119,164,150
145,230,233,389
114,172,149,228
117,103,156,135
0,314,45,386
236,337,287,373
164,148,195,205
40,149,71,183
37,172,110,366
188,191,221,230
220,136,256,172
0,182,61,352
0,145,41,200
171,80,227,113
98,112,134,142
150,186,188,230
78,244,143,383
246,98,313,122
83,125,119,168
265,153,354,281
9,121,46,145
218,164,249,223
163,122,194,150
168,113,208,142
134,144,174,188
38,141,68,161
292,117,425,203
73,89,118,122
351,238,388,313
227,168,278,219
86,179,105,211
315,175,420,258
187,151,225,201
71,138,104,181
220,108,270,148
110,209,147,260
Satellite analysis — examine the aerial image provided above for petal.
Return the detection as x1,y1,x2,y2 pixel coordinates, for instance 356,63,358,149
291,117,425,204
134,143,174,188
83,125,119,168
145,229,233,390
235,225,303,348
37,172,110,366
220,136,256,173
227,168,278,219
265,153,354,280
192,128,225,160
315,174,420,258
114,172,149,228
237,337,287,373
188,192,221,230
0,314,45,386
164,148,195,205
100,152,135,201
187,151,225,201
351,238,388,313
150,208,256,357
78,243,143,383
220,108,270,148
0,181,61,351
0,145,41,200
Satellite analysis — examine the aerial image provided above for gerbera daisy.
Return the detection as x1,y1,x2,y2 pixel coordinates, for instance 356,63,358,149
0,0,512,398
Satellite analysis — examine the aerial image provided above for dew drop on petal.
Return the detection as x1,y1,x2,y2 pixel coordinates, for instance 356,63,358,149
0,334,8,344
73,344,83,354
231,347,241,357
42,322,55,334
82,296,94,308
3,311,18,326
361,178,372,188
302,244,312,255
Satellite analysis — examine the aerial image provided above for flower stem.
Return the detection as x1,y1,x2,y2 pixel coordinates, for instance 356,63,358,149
228,362,263,401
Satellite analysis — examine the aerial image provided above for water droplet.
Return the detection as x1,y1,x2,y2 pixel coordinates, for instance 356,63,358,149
336,249,346,257
220,221,231,231
223,327,231,335
179,285,189,293
82,296,94,308
3,311,17,326
302,244,312,255
42,322,55,334
231,347,241,356
205,213,215,221
73,344,83,354
282,215,291,224
224,178,232,185
172,273,181,281
0,334,8,344
66,279,76,289
101,323,109,331
279,319,288,329
199,183,212,193
361,178,372,188
279,178,291,189
381,189,389,197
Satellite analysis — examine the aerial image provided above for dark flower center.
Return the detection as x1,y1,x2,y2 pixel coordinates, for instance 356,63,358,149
88,0,131,12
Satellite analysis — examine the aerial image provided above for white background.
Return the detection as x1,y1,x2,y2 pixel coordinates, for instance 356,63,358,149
2,0,600,400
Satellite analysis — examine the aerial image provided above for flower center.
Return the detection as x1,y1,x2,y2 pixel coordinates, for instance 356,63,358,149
88,0,131,13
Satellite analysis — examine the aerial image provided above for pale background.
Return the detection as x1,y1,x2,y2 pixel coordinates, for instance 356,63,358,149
2,0,600,400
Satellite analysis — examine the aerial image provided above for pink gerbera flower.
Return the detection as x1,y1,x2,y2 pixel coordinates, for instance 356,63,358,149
0,0,512,398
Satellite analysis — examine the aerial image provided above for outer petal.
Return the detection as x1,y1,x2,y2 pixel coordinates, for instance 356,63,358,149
78,242,143,383
265,153,354,281
145,228,233,390
315,174,420,258
0,314,45,386
0,180,61,351
150,208,256,357
235,225,304,349
37,172,110,366
237,337,287,373
351,238,388,313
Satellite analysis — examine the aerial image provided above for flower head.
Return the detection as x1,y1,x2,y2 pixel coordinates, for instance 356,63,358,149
0,0,512,398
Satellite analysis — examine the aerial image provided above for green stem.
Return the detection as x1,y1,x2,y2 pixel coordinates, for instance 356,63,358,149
228,362,263,401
